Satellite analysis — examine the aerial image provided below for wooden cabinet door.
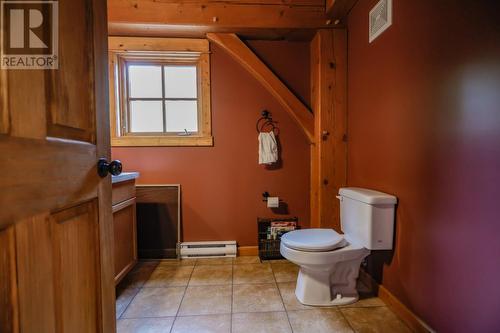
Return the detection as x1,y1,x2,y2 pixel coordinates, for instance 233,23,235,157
0,1,114,332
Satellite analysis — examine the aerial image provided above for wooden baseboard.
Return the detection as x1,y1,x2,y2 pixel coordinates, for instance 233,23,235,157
237,246,258,256
360,270,434,333
114,259,137,286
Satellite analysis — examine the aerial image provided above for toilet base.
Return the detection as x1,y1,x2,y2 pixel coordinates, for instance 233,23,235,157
295,290,359,306
293,258,366,306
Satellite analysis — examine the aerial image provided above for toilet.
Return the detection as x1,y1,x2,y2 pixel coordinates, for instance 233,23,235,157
280,187,397,306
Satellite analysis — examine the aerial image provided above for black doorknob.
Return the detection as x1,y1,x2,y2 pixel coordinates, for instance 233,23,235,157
97,158,122,178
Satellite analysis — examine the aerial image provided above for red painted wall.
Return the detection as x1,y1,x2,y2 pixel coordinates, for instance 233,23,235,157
112,41,311,246
347,1,500,331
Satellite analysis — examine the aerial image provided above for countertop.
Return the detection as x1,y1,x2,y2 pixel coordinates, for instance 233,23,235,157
112,172,140,184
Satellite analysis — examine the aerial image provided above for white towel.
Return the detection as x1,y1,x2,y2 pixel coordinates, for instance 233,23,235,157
258,131,278,165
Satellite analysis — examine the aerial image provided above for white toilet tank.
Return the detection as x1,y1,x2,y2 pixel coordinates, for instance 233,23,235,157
338,187,397,250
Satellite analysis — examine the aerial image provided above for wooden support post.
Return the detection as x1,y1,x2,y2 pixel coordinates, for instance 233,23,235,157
310,29,347,230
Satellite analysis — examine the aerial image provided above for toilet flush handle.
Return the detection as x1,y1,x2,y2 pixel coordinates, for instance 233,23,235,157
336,195,343,201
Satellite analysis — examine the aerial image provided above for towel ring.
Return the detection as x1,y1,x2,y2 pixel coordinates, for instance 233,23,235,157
256,110,280,135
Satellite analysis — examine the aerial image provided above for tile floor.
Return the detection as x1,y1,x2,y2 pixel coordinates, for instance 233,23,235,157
116,257,412,333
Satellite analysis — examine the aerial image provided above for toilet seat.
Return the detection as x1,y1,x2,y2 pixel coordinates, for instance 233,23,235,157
281,229,346,252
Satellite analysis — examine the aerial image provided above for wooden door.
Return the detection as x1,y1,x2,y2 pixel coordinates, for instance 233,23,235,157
0,1,115,332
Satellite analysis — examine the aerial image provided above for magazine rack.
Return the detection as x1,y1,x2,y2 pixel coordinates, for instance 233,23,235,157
257,217,298,260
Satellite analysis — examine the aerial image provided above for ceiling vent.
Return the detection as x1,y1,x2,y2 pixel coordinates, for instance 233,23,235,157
369,0,392,43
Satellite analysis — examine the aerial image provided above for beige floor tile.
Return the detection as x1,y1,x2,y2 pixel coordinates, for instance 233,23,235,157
122,287,185,318
340,306,412,333
233,263,274,284
119,261,159,289
196,257,234,265
178,285,232,316
272,263,299,283
232,283,284,313
288,308,354,333
116,286,140,319
232,312,292,333
189,265,233,286
117,317,175,333
143,266,194,288
171,314,231,333
233,256,261,265
277,282,317,311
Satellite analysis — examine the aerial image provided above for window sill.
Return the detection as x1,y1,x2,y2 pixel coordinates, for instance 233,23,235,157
111,135,214,147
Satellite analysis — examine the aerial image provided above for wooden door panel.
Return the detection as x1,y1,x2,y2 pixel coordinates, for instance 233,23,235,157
11,202,103,333
6,70,47,139
0,0,114,332
0,70,8,134
51,201,100,333
0,227,19,333
0,138,98,228
15,214,56,333
47,0,94,142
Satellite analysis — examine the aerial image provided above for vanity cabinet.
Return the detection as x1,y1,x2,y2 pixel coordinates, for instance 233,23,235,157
112,173,139,285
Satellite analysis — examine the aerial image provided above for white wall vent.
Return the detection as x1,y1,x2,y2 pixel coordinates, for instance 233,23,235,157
180,241,237,258
369,0,392,43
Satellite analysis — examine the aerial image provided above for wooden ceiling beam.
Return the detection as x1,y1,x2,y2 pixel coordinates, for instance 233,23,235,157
207,33,314,143
108,0,333,31
108,23,321,41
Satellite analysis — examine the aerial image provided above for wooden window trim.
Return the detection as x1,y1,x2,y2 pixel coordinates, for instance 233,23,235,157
108,37,213,147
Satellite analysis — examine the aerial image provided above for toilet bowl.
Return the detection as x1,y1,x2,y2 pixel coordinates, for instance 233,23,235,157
280,187,397,306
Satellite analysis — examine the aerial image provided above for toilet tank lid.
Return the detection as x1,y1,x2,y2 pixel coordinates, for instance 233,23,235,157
339,187,397,205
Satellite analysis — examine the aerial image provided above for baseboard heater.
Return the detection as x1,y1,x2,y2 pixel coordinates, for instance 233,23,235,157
179,241,237,259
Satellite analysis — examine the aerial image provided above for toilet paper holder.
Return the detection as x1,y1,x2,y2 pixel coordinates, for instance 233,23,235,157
262,192,281,202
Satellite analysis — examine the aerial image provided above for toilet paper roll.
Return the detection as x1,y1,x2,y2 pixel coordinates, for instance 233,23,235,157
267,197,280,208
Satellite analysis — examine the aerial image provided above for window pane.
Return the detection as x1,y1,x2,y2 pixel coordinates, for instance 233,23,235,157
165,100,198,133
130,101,163,132
128,65,162,98
164,66,197,98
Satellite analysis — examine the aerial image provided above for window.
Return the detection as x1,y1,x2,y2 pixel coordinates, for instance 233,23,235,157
108,37,212,146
